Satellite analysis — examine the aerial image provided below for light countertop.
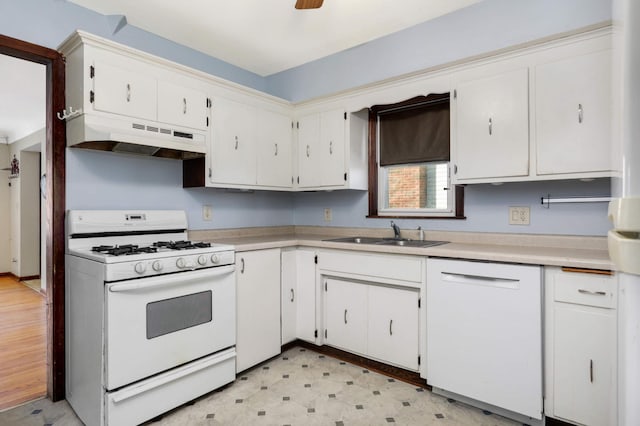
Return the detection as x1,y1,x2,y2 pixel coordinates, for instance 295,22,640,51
190,226,613,271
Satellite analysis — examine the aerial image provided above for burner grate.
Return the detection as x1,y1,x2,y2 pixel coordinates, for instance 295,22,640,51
91,244,158,256
153,240,212,250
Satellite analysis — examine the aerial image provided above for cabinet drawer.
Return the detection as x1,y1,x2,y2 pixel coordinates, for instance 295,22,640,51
553,268,617,309
319,250,424,285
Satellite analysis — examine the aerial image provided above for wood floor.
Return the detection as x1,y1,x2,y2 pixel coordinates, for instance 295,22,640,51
0,276,46,411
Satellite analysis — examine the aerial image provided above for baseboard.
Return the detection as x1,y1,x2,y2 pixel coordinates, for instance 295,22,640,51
19,274,40,281
282,340,428,389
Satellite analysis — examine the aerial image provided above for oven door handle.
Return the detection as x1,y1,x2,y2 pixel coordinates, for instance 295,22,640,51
108,265,235,293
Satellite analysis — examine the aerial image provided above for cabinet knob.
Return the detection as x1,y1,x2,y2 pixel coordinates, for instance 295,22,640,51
578,104,583,124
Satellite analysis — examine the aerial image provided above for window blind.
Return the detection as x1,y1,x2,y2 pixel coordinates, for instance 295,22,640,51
377,94,450,167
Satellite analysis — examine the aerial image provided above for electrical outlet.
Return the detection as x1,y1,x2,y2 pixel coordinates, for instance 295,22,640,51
202,205,213,221
509,206,530,225
324,208,332,222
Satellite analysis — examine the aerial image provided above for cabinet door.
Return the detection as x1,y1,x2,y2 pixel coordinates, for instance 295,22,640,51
157,80,209,131
368,286,419,371
297,113,322,188
536,50,612,175
236,249,281,373
324,278,367,355
257,110,293,188
210,97,256,185
92,60,157,121
295,250,317,343
553,303,616,426
319,108,346,186
455,68,529,180
282,249,317,345
281,250,297,345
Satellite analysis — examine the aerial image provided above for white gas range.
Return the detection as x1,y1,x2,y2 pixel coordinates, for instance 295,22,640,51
65,210,237,426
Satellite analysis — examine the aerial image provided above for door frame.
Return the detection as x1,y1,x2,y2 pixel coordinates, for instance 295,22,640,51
0,34,66,401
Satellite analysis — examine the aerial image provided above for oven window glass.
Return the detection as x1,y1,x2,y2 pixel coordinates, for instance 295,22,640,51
146,290,212,339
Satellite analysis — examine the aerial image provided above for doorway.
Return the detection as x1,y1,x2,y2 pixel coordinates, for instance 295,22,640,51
0,34,66,403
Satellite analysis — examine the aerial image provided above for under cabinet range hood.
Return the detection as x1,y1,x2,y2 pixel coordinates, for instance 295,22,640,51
66,113,207,160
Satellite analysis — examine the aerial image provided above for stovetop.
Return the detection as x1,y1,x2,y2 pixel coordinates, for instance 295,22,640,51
91,240,213,256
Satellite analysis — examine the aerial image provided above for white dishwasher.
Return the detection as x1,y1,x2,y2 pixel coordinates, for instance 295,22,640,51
426,258,543,422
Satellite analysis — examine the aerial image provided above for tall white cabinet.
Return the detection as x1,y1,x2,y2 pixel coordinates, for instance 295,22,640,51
235,249,281,373
544,267,618,426
281,248,318,345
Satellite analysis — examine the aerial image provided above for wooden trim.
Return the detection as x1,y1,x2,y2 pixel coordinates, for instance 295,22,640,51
0,33,67,402
286,340,428,389
367,108,379,217
18,274,40,281
561,267,614,276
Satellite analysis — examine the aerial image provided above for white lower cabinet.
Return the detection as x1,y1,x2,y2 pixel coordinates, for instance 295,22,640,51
281,248,317,345
367,285,419,371
319,250,424,371
236,249,281,373
324,278,368,356
545,267,617,426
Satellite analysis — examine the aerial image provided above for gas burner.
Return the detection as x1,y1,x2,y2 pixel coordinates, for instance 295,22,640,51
91,244,158,256
153,240,212,250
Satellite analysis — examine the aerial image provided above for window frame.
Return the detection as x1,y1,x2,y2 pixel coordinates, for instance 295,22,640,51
367,95,465,219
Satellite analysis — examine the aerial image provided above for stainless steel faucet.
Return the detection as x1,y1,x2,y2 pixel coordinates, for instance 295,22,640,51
390,220,401,239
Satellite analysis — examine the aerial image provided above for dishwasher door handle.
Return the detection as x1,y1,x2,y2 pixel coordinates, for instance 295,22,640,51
441,272,520,289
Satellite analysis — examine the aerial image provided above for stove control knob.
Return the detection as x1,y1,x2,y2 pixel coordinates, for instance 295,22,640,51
152,260,163,272
134,262,146,274
176,258,195,269
197,255,207,266
211,254,220,264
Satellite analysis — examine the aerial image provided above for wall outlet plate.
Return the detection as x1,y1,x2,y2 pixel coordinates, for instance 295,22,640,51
202,205,213,221
509,206,530,225
324,208,332,222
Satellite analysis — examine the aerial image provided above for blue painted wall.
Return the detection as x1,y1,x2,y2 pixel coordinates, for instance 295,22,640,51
266,0,612,102
2,0,614,235
292,179,611,236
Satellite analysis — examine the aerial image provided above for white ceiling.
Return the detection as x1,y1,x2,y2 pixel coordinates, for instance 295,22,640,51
68,0,480,76
0,55,46,144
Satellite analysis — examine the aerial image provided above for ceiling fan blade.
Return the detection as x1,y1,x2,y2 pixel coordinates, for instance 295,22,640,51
295,0,324,9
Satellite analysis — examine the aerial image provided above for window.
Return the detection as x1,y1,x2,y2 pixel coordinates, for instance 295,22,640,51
368,94,464,218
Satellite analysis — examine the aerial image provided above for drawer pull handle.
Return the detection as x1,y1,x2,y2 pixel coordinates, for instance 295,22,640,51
578,104,583,123
126,83,131,102
240,258,245,274
578,289,607,296
290,288,294,303
488,117,493,135
389,319,393,336
590,359,594,383
344,309,347,324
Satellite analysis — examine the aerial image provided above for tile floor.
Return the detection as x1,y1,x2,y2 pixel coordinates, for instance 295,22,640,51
0,346,522,425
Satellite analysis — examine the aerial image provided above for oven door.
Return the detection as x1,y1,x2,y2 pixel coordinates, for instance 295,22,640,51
104,265,235,390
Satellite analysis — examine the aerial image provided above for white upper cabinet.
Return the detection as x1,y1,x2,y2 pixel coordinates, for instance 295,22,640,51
208,96,293,189
297,108,347,189
209,97,257,186
451,29,614,184
257,110,293,188
92,60,157,121
157,79,209,131
535,49,613,176
454,67,530,181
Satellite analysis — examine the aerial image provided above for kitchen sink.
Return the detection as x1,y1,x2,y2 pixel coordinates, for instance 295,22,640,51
323,236,384,244
375,239,448,248
324,236,448,248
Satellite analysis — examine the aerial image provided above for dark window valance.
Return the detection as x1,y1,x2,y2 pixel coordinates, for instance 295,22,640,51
374,93,450,167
